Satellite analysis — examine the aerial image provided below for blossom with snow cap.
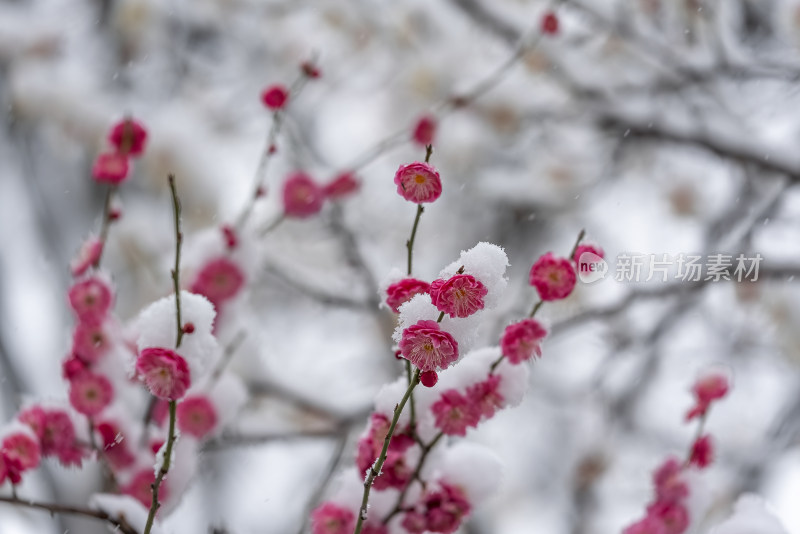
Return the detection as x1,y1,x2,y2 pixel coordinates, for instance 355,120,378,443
385,277,431,313
435,242,509,310
430,274,488,318
136,348,191,400
394,162,442,203
135,291,219,386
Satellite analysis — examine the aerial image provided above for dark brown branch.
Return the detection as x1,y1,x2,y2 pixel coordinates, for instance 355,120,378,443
0,495,139,534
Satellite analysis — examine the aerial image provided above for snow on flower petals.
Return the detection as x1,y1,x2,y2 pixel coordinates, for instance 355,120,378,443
500,318,547,364
399,320,459,372
385,278,431,313
529,252,577,301
282,172,324,218
135,347,191,400
430,274,488,318
394,162,442,204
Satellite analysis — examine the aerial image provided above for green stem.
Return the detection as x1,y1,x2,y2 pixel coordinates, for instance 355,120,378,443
142,400,177,534
382,431,444,524
168,175,184,348
93,185,116,269
406,205,425,276
353,369,421,534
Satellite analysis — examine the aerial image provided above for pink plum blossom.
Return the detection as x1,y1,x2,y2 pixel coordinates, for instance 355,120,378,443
177,395,218,438
430,274,488,318
68,371,114,417
135,347,191,400
71,320,111,364
310,502,354,534
399,320,459,372
394,162,442,204
190,257,246,308
529,252,577,301
500,318,547,364
282,173,324,218
431,390,480,436
92,152,129,184
261,84,289,110
1,431,41,470
68,277,113,322
385,278,430,313
108,118,148,157
689,435,714,469
466,374,504,419
412,115,437,146
322,172,360,199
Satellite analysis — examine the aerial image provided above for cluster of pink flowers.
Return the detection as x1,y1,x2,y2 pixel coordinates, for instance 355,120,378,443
281,171,361,218
624,371,730,534
92,118,148,185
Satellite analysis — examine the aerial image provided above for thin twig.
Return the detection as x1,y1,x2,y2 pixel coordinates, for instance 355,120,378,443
0,495,139,534
354,370,421,533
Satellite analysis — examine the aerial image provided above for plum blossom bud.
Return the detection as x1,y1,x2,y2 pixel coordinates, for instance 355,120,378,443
529,252,577,301
108,118,148,157
261,84,289,110
686,370,730,421
541,11,559,34
420,370,439,388
394,162,442,203
92,152,129,184
322,172,360,200
70,237,103,277
282,172,324,218
412,115,437,146
689,435,714,469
